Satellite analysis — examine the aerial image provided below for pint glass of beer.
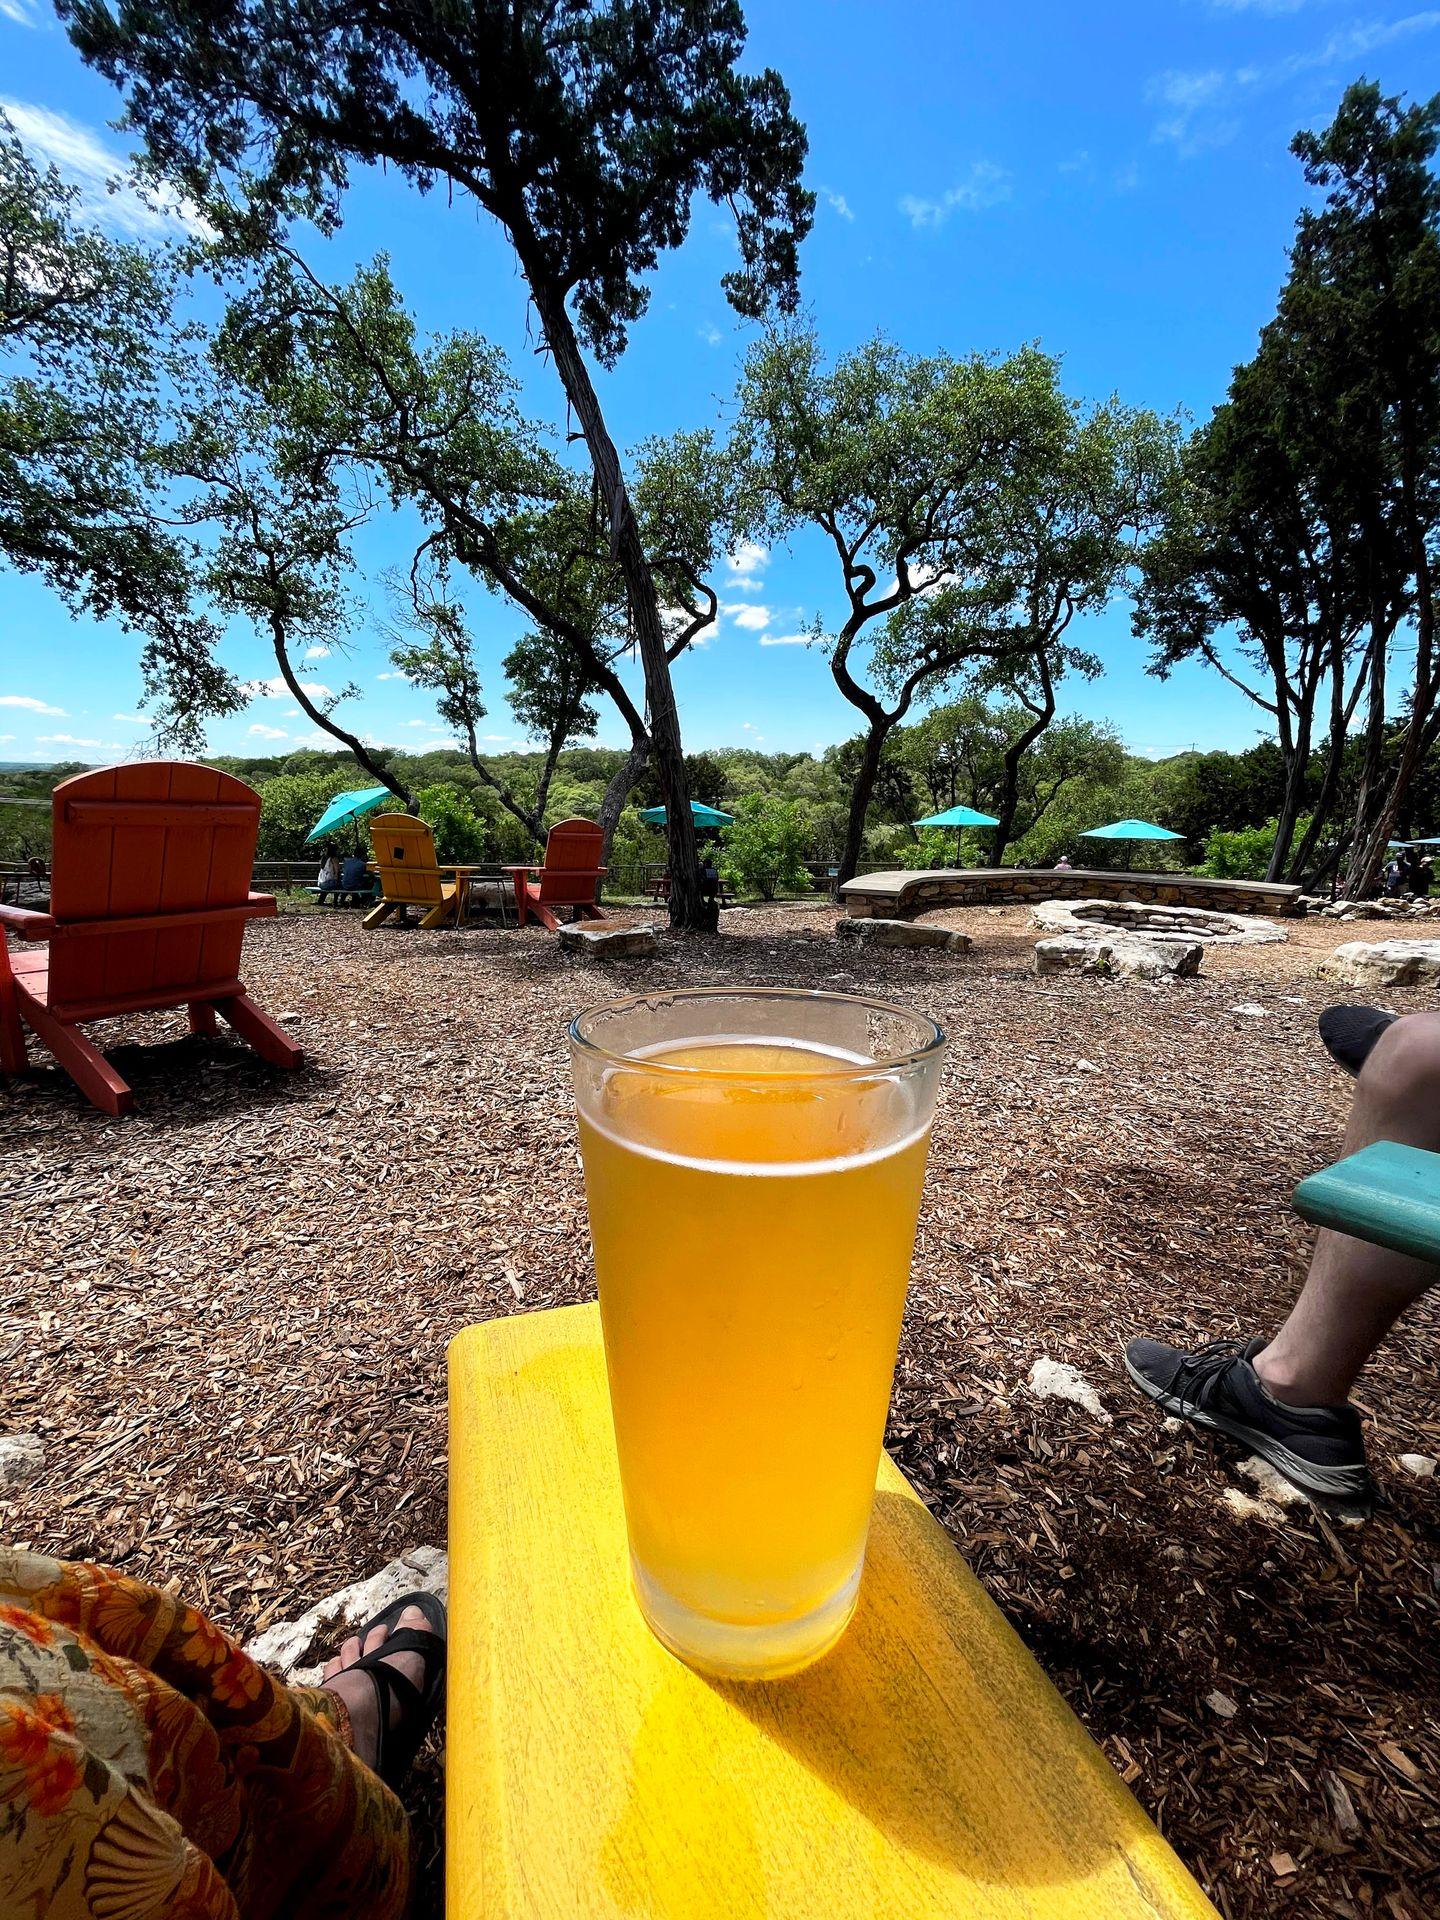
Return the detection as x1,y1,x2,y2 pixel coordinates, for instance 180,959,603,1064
569,987,945,1679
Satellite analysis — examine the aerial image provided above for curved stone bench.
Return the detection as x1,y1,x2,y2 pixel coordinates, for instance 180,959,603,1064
840,867,1303,921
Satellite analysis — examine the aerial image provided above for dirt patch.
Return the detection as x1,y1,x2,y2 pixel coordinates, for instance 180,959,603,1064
3,900,1438,1919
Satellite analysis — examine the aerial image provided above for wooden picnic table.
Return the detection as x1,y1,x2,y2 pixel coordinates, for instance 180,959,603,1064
448,1303,1216,1919
646,871,737,905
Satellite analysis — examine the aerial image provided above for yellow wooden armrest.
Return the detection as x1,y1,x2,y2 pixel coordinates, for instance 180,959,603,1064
448,1303,1215,1919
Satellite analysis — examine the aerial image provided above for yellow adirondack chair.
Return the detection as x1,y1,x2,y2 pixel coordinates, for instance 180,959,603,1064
363,814,462,929
448,1304,1217,1920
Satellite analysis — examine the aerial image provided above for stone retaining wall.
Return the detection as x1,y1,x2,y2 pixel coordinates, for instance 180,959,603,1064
840,867,1303,920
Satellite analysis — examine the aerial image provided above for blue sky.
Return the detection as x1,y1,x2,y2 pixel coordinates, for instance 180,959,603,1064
3,0,1440,766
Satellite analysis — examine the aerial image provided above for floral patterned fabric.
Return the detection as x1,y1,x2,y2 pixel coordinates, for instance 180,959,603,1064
0,1551,411,1919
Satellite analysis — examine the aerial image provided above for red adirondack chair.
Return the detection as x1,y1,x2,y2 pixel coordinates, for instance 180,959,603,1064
505,819,607,931
0,763,303,1117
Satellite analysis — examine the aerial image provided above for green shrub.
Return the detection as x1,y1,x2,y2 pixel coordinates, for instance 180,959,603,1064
255,770,361,860
719,795,812,900
1200,815,1308,880
417,782,487,862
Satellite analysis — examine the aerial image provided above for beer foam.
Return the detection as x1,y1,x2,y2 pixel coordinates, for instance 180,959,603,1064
578,1117,933,1179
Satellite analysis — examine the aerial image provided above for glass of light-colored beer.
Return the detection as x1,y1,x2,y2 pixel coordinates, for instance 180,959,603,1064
569,987,945,1680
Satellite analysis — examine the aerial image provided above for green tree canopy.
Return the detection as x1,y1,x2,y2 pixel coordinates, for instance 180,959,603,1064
0,114,227,744
65,0,815,926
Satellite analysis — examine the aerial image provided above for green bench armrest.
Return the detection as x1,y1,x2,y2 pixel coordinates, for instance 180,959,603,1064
1293,1142,1440,1265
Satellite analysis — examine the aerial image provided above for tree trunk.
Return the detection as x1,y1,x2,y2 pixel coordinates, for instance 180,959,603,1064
598,733,651,864
1266,712,1312,882
269,620,415,812
837,720,892,886
522,269,701,929
1341,599,1391,894
990,662,1056,863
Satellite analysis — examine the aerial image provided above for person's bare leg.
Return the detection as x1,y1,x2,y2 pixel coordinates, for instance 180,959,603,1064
1252,1012,1440,1407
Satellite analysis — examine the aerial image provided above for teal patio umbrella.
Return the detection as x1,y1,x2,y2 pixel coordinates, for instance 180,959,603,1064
1079,818,1185,869
913,803,1001,866
639,801,735,829
304,785,394,846
1079,818,1185,842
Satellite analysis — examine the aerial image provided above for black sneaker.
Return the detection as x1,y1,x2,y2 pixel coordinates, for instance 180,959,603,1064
1318,1003,1398,1077
1123,1335,1371,1504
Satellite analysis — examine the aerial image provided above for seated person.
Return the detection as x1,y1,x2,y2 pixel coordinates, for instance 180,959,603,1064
0,1550,444,1918
339,852,373,903
1125,1006,1440,1506
315,852,341,904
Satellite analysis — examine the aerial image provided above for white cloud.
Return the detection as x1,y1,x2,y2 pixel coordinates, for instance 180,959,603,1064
0,734,15,744
1058,149,1091,175
697,322,723,347
0,694,65,714
723,541,769,593
1210,0,1307,10
727,603,772,632
900,161,1012,229
111,712,148,724
0,0,40,26
1114,161,1142,193
304,643,331,659
0,100,213,239
1147,69,1238,154
758,632,811,647
402,718,432,729
1276,12,1440,77
375,671,399,682
822,188,855,222
248,675,334,701
740,722,766,742
1148,17,1440,156
247,723,289,740
38,732,105,748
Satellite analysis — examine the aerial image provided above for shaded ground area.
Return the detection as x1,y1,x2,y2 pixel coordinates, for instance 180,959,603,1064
3,900,1438,1918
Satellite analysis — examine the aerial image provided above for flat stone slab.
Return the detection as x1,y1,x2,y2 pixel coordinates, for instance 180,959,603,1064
1318,939,1440,988
558,923,659,958
1035,931,1203,980
247,1544,448,1684
842,866,1302,919
1032,898,1284,947
835,917,972,952
0,1434,45,1493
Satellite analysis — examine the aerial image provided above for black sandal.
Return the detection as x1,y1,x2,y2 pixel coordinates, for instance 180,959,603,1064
338,1589,447,1790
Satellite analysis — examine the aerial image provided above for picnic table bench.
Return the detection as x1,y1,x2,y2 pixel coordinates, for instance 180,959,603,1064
1294,1141,1440,1263
306,880,379,907
448,1303,1216,1919
645,871,737,906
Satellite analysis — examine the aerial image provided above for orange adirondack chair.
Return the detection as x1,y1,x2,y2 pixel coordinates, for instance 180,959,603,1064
505,819,607,931
0,763,302,1117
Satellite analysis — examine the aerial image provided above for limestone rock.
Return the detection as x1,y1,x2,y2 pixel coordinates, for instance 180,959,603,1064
1031,898,1283,947
1027,1358,1111,1423
247,1545,448,1684
1398,1453,1437,1478
1035,932,1202,980
1318,939,1440,989
0,1434,45,1493
834,917,972,952
557,923,659,959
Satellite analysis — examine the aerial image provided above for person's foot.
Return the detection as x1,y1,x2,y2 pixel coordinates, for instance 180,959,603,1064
1123,1335,1372,1504
320,1606,433,1773
1318,1004,1398,1077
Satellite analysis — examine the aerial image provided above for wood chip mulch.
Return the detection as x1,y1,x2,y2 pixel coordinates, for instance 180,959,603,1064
3,901,1438,1919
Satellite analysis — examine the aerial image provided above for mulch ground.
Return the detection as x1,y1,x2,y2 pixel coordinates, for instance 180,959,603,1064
3,898,1439,1919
